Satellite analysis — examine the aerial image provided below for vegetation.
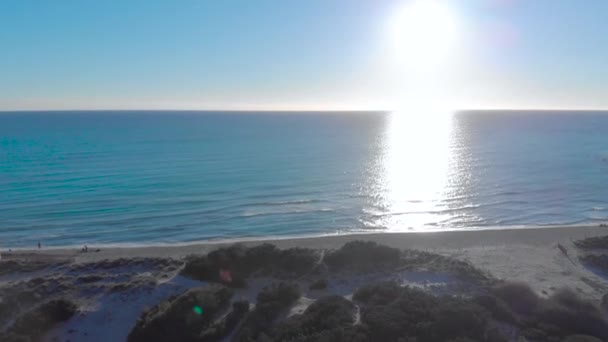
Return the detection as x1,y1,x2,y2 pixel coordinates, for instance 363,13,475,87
273,295,356,341
199,300,250,342
353,282,497,342
180,241,492,292
233,282,301,341
4,240,605,341
580,254,608,274
324,241,401,272
2,299,77,342
561,335,603,342
309,278,328,290
128,285,233,342
181,244,318,286
484,282,608,341
574,235,608,250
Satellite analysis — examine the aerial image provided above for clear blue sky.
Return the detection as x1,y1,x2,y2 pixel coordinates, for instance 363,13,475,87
1,0,607,110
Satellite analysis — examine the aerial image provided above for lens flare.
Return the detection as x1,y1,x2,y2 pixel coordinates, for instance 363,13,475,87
193,306,203,315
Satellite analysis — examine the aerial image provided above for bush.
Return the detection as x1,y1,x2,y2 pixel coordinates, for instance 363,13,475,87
357,284,437,341
352,281,402,306
574,235,608,250
128,285,233,342
256,282,301,316
277,248,318,275
353,282,501,342
400,249,492,284
473,294,518,325
562,335,603,342
274,296,355,341
276,324,370,342
199,300,250,342
309,278,328,290
580,254,608,273
234,282,301,342
324,241,401,272
531,289,608,341
491,282,540,315
5,299,77,341
489,282,608,341
428,297,491,341
181,244,318,285
181,255,216,282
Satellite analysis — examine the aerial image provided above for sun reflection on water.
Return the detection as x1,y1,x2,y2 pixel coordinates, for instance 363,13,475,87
370,109,457,231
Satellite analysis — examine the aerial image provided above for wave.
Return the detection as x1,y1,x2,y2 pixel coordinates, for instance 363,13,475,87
240,199,323,207
238,207,335,218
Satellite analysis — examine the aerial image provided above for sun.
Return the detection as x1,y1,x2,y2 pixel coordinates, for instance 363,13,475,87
388,0,459,69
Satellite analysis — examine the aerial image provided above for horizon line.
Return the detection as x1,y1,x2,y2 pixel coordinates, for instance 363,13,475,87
2,108,608,113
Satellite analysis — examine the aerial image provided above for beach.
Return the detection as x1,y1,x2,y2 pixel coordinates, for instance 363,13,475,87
3,0,608,339
2,225,608,341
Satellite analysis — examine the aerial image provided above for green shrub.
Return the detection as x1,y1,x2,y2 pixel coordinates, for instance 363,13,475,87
234,282,301,342
6,299,77,341
354,282,500,342
181,244,318,285
200,300,250,342
325,241,401,272
274,296,355,341
352,281,402,306
309,278,328,290
128,285,233,342
473,294,518,324
492,281,540,315
574,235,608,250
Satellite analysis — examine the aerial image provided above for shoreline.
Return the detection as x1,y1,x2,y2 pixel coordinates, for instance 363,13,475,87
5,224,608,262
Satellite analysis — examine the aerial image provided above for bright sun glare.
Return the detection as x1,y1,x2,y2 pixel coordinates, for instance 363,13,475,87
388,0,459,69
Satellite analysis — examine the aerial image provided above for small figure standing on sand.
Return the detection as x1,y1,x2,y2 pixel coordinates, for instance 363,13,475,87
37,242,41,249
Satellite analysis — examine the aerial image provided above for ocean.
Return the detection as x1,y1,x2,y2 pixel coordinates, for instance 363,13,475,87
1,110,607,248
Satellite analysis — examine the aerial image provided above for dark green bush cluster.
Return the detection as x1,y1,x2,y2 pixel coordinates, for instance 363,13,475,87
0,259,60,276
234,282,301,341
574,235,608,250
181,244,318,286
400,249,492,284
353,282,497,342
273,295,355,341
480,282,608,342
181,241,492,290
2,299,77,342
561,335,603,342
199,300,250,342
128,285,233,342
324,241,401,272
579,254,608,274
309,278,328,290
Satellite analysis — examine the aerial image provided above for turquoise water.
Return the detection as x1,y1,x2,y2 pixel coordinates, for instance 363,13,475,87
1,111,608,248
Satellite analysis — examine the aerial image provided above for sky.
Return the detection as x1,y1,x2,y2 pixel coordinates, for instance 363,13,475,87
1,0,608,111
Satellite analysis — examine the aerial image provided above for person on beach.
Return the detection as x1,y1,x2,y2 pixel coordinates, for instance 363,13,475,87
38,242,41,249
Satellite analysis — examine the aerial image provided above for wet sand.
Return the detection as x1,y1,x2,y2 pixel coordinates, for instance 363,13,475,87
5,224,607,261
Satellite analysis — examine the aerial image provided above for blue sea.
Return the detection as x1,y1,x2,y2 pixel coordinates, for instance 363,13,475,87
1,110,608,248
